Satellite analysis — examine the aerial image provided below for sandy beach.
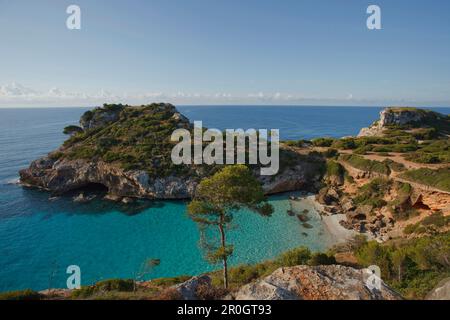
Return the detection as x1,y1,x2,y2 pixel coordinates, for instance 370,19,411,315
301,195,356,245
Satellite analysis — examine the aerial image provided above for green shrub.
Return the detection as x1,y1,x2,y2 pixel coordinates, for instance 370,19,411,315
274,247,312,267
49,152,64,161
383,159,406,172
322,148,339,158
400,168,450,192
151,276,192,287
331,138,357,150
340,154,391,175
404,223,420,235
326,160,344,177
355,232,450,299
405,153,441,164
95,279,135,292
227,263,277,287
353,145,372,155
421,212,449,228
0,289,41,301
283,140,311,148
312,137,335,147
308,253,336,266
71,279,135,299
354,178,391,209
63,125,83,135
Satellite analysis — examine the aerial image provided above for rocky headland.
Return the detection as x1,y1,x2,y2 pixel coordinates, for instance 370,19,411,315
19,103,324,201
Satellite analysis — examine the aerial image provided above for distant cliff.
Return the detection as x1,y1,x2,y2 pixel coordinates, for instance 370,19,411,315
358,107,449,137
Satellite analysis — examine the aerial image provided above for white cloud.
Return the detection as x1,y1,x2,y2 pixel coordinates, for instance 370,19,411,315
1,82,448,107
0,82,37,97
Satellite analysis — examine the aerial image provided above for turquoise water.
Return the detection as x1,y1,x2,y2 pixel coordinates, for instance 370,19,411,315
0,191,330,292
1,106,448,292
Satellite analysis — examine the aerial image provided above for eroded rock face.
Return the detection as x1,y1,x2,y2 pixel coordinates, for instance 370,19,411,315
19,156,321,200
80,106,123,130
358,107,428,137
234,265,402,300
19,157,199,199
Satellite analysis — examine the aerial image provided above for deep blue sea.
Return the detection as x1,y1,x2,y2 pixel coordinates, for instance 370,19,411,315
1,106,449,292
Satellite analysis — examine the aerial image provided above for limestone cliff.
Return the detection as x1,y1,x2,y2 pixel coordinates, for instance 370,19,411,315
358,107,449,137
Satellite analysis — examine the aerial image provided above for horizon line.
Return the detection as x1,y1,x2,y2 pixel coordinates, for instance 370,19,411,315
1,104,450,110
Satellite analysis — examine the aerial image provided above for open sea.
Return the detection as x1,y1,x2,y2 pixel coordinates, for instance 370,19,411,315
0,105,448,292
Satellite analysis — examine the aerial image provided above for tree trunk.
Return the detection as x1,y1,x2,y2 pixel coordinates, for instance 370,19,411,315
218,223,228,289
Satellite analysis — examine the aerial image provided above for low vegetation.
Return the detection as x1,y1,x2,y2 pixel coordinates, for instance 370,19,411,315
210,247,336,289
404,211,450,236
63,103,194,177
353,178,391,209
355,232,450,299
340,154,391,175
326,160,345,178
404,140,450,164
0,289,41,301
400,168,450,192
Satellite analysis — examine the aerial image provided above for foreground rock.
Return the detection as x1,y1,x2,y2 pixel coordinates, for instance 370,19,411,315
234,265,402,300
426,278,450,300
174,275,212,300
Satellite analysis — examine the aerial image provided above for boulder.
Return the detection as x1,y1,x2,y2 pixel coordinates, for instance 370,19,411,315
357,204,374,217
316,187,340,206
174,275,212,300
426,278,450,300
341,198,356,212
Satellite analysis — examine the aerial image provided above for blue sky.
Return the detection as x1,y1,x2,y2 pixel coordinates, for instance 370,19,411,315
1,0,450,107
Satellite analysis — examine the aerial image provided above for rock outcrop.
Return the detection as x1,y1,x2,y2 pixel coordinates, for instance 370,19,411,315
19,103,324,200
20,157,199,199
174,275,212,300
358,107,447,137
234,265,402,300
20,155,321,200
426,278,450,300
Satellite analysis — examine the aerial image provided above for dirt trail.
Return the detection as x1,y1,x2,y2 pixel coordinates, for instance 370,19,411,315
288,146,449,195
339,149,448,170
337,150,450,195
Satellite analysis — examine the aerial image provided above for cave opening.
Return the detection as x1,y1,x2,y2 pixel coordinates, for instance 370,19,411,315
412,195,431,210
68,183,109,198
